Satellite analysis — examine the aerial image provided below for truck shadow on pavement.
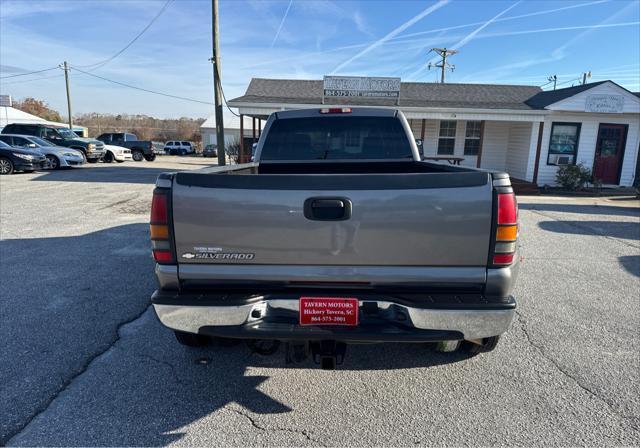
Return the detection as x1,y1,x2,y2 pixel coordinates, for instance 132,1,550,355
29,165,180,184
31,308,470,446
537,220,640,240
520,202,640,218
0,223,155,445
618,255,640,277
1,225,471,445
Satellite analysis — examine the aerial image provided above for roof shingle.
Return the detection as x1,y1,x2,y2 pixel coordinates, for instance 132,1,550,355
230,78,544,110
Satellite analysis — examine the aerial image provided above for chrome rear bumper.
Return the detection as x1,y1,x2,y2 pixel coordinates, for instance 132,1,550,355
153,297,514,341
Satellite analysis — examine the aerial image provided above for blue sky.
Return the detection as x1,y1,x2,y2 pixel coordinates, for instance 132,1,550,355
1,0,639,119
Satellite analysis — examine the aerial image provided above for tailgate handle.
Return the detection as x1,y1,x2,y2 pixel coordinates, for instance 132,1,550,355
304,197,352,221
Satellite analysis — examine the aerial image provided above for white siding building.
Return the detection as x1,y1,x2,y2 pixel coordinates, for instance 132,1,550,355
229,79,640,188
200,114,256,149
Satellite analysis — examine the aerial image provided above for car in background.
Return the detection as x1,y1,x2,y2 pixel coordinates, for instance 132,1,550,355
0,139,47,175
203,144,217,157
103,144,133,163
0,134,84,170
96,133,156,162
164,141,195,155
1,123,106,163
251,142,258,162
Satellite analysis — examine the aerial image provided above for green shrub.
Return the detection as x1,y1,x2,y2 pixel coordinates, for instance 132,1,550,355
555,163,592,190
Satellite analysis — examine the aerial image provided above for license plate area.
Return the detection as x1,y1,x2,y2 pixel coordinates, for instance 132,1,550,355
299,297,359,326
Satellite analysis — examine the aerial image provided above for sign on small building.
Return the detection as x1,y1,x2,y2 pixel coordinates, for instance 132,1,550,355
585,94,625,113
323,76,401,99
0,95,12,107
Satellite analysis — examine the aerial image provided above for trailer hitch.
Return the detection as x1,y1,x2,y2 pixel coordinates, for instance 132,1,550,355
310,340,347,370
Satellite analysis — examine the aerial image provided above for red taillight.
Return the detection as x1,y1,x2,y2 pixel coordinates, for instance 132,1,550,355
497,193,517,225
153,250,173,263
320,107,352,114
150,193,168,224
150,190,173,264
493,253,515,265
492,192,518,267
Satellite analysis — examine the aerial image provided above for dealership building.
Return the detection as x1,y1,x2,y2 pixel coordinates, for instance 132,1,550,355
228,78,640,188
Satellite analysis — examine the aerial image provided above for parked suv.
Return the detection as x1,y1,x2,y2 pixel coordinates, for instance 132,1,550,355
1,123,106,163
164,141,195,155
97,133,156,162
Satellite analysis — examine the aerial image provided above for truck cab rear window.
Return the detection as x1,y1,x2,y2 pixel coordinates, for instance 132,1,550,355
260,117,413,160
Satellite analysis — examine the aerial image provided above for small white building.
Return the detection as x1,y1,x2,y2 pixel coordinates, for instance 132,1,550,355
200,114,257,149
0,95,88,135
228,78,640,188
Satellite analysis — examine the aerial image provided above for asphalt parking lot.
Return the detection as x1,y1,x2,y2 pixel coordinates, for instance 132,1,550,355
1,158,639,446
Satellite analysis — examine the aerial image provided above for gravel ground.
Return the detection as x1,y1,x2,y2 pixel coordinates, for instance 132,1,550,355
1,160,638,446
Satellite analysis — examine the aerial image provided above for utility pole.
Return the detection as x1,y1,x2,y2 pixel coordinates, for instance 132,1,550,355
63,61,73,129
211,0,226,166
548,75,557,90
428,48,458,83
581,71,592,85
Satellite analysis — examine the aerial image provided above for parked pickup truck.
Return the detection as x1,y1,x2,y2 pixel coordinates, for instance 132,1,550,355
150,107,520,369
96,133,157,162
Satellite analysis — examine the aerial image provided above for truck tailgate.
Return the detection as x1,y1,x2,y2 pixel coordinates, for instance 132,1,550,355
171,171,493,275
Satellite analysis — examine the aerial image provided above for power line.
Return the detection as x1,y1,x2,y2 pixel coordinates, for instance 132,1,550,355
76,0,174,70
0,66,60,79
0,73,64,86
210,57,240,117
70,65,214,105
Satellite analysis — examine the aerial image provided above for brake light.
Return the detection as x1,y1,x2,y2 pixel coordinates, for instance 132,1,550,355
492,192,518,266
150,189,174,264
497,194,517,225
150,193,167,224
320,107,352,114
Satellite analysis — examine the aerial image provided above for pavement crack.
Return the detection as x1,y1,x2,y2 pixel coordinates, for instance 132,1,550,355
4,304,152,445
515,310,639,432
225,406,325,446
126,350,188,386
98,194,139,211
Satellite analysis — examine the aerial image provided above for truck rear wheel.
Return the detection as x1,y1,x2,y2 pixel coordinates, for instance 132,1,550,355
103,151,114,163
174,330,211,347
132,149,144,161
144,153,156,162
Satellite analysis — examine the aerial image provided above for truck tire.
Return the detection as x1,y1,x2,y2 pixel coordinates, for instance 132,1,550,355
461,336,501,355
103,151,114,163
174,330,211,347
0,157,14,175
144,153,156,162
86,158,98,163
131,149,144,162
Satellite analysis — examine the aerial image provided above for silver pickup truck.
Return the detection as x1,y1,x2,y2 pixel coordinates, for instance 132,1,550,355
150,107,520,369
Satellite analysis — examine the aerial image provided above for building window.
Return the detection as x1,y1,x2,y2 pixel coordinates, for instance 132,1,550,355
547,122,581,165
438,120,456,155
464,121,482,155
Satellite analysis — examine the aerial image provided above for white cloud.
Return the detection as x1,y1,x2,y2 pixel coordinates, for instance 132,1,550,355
329,0,451,74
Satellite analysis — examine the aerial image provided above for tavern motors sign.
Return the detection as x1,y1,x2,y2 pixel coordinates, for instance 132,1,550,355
585,94,625,113
323,76,401,98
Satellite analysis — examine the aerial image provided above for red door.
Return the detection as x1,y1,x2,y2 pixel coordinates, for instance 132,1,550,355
593,124,627,184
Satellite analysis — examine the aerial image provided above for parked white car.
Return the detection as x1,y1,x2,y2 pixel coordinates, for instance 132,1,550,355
103,145,133,163
0,134,84,169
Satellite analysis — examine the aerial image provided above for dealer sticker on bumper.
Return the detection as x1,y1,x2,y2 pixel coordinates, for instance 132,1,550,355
299,297,359,326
